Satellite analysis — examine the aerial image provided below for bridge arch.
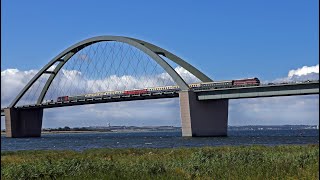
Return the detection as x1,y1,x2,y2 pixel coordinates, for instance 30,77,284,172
9,36,212,108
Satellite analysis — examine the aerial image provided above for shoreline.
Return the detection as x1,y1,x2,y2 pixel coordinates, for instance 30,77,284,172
1,131,104,135
1,129,180,135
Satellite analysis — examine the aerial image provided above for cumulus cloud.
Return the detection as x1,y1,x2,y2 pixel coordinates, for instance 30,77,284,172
271,64,319,83
0,65,186,128
1,64,319,129
229,95,319,126
1,68,38,108
174,66,201,83
0,65,200,108
288,64,319,77
41,98,181,128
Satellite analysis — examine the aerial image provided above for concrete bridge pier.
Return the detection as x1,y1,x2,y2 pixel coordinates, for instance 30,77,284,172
4,108,43,138
179,91,229,137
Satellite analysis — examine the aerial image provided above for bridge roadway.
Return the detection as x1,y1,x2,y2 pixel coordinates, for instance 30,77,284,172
197,81,319,100
1,81,318,116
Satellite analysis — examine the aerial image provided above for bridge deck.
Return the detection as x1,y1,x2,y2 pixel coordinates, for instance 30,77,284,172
9,93,179,111
196,82,319,100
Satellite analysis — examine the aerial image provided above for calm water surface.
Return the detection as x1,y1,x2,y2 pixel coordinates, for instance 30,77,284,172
1,130,319,152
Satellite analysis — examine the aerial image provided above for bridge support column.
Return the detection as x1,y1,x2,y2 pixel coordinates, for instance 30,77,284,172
4,108,43,138
179,91,229,137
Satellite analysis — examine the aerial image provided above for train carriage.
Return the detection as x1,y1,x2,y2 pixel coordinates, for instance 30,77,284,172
68,95,86,101
124,89,148,95
57,96,69,102
199,80,233,89
147,85,180,93
188,83,201,88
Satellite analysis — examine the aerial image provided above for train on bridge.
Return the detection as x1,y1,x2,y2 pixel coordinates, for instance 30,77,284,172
56,77,260,102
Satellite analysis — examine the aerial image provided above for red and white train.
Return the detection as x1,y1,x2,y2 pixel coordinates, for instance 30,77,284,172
57,77,260,102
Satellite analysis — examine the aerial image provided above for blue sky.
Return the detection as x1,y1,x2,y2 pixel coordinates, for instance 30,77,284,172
1,0,319,128
2,0,318,80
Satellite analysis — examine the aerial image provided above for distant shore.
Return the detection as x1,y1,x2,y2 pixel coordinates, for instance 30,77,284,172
1,129,180,135
42,130,105,134
1,131,103,135
1,125,317,136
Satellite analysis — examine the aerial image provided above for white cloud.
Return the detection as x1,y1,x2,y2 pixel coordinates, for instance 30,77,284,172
0,66,197,127
229,95,319,126
41,98,181,128
1,68,38,108
0,66,199,108
271,64,319,83
174,66,201,83
288,64,319,77
1,64,319,129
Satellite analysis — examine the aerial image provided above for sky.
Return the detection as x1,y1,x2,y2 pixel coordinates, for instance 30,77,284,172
1,0,319,128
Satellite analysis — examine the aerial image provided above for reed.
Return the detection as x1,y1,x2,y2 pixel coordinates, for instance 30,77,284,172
1,145,319,179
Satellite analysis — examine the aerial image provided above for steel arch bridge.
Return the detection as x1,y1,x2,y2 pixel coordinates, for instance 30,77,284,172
3,35,218,138
9,36,212,108
3,35,319,138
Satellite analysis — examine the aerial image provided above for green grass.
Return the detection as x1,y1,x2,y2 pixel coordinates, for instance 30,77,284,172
1,145,319,179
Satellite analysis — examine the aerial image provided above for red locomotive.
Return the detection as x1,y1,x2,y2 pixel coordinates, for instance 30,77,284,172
233,77,260,86
124,89,148,95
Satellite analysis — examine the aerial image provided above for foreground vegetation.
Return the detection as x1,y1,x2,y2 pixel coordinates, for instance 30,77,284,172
1,145,319,179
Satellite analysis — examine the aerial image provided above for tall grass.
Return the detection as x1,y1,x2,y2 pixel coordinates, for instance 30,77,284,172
1,145,319,179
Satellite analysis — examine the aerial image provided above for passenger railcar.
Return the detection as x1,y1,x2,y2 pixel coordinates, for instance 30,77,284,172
124,89,148,95
68,95,85,101
147,85,180,93
189,83,201,88
199,80,233,89
57,96,69,102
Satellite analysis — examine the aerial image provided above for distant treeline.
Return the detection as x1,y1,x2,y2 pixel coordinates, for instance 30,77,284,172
1,125,317,133
42,126,108,132
42,126,180,132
